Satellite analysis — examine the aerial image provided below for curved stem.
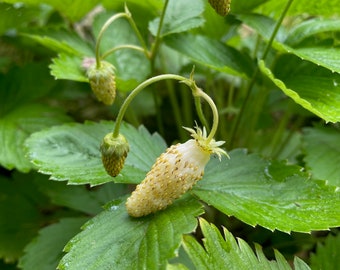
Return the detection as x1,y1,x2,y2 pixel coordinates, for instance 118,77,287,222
194,96,210,134
193,89,219,143
113,74,187,137
101,44,146,60
95,12,128,67
95,6,150,67
113,72,220,144
124,7,150,58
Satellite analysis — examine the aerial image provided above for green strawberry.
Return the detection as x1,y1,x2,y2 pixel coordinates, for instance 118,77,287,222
100,133,129,177
87,61,116,105
208,0,231,16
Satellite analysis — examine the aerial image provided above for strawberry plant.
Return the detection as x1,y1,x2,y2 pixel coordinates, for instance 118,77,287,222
1,0,340,269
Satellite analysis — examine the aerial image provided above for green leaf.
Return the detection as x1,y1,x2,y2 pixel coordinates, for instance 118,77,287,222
310,233,340,270
18,217,88,270
236,13,287,42
0,63,57,116
102,0,163,13
21,29,95,82
303,127,340,187
25,121,167,186
183,218,310,270
0,3,48,35
260,0,340,17
58,195,203,270
165,33,254,78
259,58,340,123
36,179,102,215
285,47,340,74
0,104,71,172
231,0,270,13
0,175,45,262
166,263,189,270
148,0,205,37
21,29,94,56
193,149,340,233
285,18,340,46
237,14,340,74
0,64,71,172
50,53,88,82
92,11,151,92
1,0,101,22
34,174,128,215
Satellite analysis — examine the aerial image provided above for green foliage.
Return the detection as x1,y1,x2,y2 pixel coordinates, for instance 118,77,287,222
0,64,71,172
58,196,203,270
25,121,166,186
1,0,340,269
165,34,254,77
92,12,151,91
1,0,100,22
194,149,340,233
303,127,340,187
182,218,311,270
310,233,340,270
0,174,45,263
148,0,205,37
18,217,89,270
259,59,340,123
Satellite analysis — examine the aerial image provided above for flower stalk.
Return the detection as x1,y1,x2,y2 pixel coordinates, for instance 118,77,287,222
112,70,221,145
94,5,149,68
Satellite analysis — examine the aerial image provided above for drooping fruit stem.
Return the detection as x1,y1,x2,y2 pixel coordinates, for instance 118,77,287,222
113,70,221,144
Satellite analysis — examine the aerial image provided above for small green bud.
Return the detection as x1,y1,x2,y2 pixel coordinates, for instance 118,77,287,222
87,61,116,105
100,133,129,177
208,0,231,16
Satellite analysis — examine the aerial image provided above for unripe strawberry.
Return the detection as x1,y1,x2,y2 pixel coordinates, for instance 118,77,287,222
100,133,129,177
87,61,116,105
126,126,228,217
208,0,231,16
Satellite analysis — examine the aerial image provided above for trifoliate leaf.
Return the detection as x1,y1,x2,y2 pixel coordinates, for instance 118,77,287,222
182,218,310,270
259,58,340,123
25,121,167,186
310,233,340,270
149,0,205,36
193,149,340,233
303,127,340,187
18,217,89,270
58,195,203,270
